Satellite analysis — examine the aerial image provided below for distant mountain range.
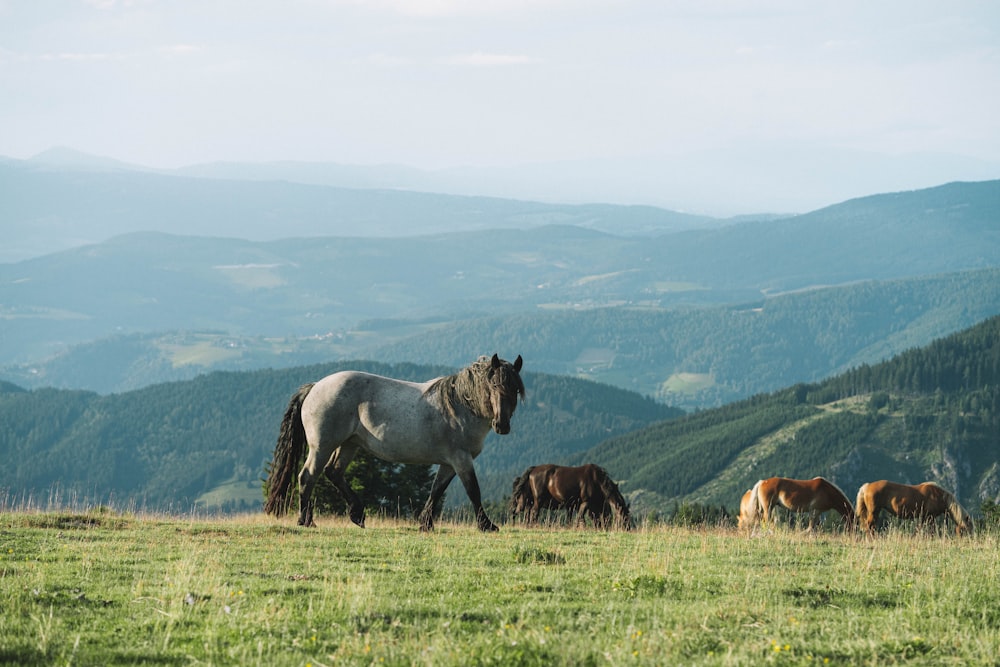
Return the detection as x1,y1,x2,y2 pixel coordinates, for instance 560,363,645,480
2,169,999,408
13,143,1000,217
0,150,723,264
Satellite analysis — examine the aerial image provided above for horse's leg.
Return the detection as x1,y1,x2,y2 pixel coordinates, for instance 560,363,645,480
297,446,325,527
453,460,499,533
322,442,364,527
528,501,540,525
865,505,878,535
419,464,457,532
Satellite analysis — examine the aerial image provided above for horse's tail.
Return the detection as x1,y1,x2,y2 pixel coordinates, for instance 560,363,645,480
594,466,631,530
749,479,764,521
855,483,870,527
263,383,314,516
509,467,535,515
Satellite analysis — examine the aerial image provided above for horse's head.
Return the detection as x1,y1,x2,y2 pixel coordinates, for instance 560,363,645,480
486,353,524,434
950,499,974,535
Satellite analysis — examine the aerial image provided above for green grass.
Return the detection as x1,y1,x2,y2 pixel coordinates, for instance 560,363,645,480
194,479,265,510
1,511,998,666
661,372,716,394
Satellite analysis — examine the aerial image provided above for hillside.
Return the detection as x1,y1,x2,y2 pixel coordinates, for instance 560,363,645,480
6,268,999,410
2,179,998,398
365,267,1000,408
1,317,998,518
582,315,1000,515
0,361,679,513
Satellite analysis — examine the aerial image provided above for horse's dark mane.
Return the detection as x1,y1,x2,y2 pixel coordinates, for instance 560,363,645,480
426,355,525,422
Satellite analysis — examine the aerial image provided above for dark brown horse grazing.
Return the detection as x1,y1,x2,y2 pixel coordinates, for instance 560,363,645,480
509,464,631,530
755,476,855,531
855,480,973,535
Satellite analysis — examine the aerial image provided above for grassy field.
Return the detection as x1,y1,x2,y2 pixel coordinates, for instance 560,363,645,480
1,510,998,666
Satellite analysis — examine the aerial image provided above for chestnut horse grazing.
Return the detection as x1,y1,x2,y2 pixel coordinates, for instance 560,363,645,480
737,480,762,531
855,480,973,535
509,464,631,530
756,476,855,531
264,354,524,532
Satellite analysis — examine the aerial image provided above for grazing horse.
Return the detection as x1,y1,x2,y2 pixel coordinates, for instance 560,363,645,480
737,480,762,532
855,480,973,535
264,354,524,532
509,464,631,530
756,476,855,531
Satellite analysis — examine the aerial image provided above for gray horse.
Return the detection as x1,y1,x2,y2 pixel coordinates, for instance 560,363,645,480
264,354,524,532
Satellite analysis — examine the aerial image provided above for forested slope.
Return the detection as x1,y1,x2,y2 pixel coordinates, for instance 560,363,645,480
0,361,679,512
584,315,1000,514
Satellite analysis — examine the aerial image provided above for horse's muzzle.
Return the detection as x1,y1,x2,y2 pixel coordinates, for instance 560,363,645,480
493,420,511,435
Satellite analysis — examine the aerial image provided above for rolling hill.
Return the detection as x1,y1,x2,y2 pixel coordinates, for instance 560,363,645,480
580,315,1000,516
1,316,998,521
5,267,999,412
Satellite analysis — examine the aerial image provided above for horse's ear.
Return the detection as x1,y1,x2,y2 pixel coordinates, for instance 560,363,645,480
491,353,501,368
513,355,523,373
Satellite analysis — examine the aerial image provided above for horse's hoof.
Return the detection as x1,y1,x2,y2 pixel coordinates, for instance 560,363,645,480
349,506,366,528
479,522,500,533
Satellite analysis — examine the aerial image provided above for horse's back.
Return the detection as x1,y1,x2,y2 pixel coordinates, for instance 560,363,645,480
300,370,461,463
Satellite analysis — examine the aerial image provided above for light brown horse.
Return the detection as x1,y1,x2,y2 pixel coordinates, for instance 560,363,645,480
755,476,855,531
855,480,973,535
737,481,762,532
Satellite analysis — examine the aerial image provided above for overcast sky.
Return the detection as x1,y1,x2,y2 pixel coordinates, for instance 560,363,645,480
2,1,999,211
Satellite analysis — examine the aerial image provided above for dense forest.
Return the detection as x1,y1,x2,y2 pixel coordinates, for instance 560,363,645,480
583,315,1000,514
0,360,678,514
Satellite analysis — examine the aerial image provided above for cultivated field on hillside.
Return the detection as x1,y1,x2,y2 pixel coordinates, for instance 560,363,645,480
1,511,997,666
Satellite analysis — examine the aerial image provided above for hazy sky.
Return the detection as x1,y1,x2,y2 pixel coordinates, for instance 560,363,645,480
1,1,999,209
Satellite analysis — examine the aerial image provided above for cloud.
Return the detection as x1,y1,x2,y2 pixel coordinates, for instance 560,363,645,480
441,52,537,67
39,52,118,62
366,53,416,67
159,44,202,57
354,0,574,19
